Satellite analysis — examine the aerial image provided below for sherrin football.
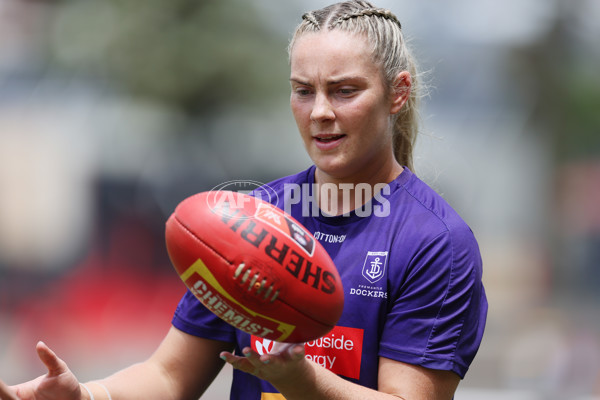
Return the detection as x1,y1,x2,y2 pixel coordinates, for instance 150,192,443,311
165,191,344,343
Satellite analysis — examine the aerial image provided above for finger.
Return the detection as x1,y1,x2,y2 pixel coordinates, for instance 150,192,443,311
241,347,275,366
241,347,260,360
260,343,304,365
271,342,304,357
219,351,250,366
220,352,255,372
0,380,19,400
36,341,68,377
219,351,237,363
288,343,305,360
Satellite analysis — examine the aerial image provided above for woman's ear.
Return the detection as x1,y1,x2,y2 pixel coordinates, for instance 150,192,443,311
390,71,411,114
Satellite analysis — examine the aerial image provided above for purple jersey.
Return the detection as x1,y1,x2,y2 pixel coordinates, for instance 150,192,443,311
172,166,487,399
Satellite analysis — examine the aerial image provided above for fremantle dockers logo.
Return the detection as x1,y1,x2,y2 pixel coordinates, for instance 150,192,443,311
361,251,388,283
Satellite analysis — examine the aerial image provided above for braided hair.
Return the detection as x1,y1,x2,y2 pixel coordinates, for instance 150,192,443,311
290,1,421,172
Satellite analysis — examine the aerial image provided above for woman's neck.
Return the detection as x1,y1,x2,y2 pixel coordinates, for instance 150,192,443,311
314,159,403,216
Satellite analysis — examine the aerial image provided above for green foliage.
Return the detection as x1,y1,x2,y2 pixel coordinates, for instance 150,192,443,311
559,69,600,160
49,0,290,115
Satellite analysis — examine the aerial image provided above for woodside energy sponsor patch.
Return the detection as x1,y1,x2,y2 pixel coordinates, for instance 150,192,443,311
251,325,364,380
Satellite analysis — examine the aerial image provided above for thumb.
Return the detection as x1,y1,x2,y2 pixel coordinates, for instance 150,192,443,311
35,341,68,377
0,380,19,400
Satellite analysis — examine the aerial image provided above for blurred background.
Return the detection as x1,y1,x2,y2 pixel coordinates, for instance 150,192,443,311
0,0,599,398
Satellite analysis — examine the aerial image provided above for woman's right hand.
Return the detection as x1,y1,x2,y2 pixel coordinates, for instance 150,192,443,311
0,341,82,400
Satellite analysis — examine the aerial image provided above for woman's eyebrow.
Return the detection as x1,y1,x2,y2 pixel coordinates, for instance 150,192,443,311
327,76,367,85
289,76,367,86
289,77,311,86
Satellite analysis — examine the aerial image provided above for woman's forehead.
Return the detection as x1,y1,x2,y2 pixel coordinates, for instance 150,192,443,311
289,31,378,79
290,30,369,55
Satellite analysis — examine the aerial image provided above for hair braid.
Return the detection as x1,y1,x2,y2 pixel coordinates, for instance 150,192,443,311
301,12,321,29
335,8,401,29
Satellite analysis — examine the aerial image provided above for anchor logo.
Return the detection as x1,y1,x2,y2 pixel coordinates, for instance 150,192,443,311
361,251,388,283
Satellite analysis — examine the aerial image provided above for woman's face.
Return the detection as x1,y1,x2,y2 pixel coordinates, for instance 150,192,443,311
289,30,404,183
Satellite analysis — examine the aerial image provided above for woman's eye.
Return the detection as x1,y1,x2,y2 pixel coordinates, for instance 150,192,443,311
295,88,312,96
338,87,357,96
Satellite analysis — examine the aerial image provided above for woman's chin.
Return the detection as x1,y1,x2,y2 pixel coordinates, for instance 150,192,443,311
313,159,357,182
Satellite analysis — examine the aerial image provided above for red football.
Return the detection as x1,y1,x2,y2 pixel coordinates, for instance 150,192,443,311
165,191,344,343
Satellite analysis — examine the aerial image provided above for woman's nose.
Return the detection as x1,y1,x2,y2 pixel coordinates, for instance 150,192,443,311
310,92,335,123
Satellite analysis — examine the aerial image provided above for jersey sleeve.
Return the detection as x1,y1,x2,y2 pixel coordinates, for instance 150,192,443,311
379,224,487,378
172,289,237,343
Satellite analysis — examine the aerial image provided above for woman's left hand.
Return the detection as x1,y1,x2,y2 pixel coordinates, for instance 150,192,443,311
220,342,307,383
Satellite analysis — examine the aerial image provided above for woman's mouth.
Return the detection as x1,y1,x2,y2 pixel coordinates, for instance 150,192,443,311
314,134,346,150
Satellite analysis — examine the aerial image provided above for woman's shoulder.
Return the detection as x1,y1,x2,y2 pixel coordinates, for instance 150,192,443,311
391,168,477,243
